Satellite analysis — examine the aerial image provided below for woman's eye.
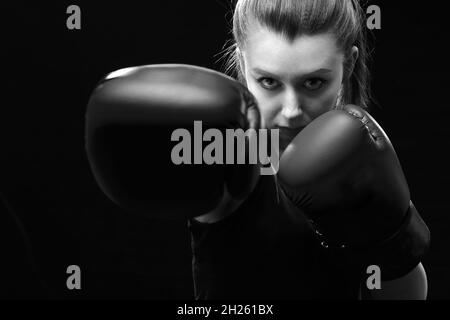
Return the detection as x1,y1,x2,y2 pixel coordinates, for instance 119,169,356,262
258,77,280,90
303,78,325,91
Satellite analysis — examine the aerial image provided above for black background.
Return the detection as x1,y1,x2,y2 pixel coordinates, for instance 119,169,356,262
3,1,449,299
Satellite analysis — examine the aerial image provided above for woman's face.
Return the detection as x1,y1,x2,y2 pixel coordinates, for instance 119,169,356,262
240,25,346,152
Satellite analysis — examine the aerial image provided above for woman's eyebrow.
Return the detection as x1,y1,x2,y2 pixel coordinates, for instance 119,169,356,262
252,67,332,78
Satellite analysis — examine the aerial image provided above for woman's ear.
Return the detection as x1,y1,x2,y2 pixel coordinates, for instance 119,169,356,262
339,46,359,107
236,47,247,84
346,46,359,79
335,85,344,108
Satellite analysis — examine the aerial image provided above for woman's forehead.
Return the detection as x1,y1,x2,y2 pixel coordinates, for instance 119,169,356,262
242,27,342,76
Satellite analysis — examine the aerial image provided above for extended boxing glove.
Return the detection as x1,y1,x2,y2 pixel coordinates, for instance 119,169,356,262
85,64,261,220
277,104,430,280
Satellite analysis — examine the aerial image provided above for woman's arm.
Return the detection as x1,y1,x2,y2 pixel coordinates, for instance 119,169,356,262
361,263,428,300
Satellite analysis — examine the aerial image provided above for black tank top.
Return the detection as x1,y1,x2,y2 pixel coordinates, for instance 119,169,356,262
188,175,363,300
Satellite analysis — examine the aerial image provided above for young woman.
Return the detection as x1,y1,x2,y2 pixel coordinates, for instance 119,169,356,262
85,0,430,300
190,0,429,300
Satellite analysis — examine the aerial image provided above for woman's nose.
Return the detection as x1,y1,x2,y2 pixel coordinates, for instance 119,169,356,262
280,90,303,119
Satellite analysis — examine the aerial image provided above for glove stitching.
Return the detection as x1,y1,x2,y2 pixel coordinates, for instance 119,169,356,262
345,109,380,143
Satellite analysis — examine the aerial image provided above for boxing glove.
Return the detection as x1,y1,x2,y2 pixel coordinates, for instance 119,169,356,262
277,104,430,279
85,64,260,220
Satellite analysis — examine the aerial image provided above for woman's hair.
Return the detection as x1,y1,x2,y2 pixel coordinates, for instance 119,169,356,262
220,0,373,110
